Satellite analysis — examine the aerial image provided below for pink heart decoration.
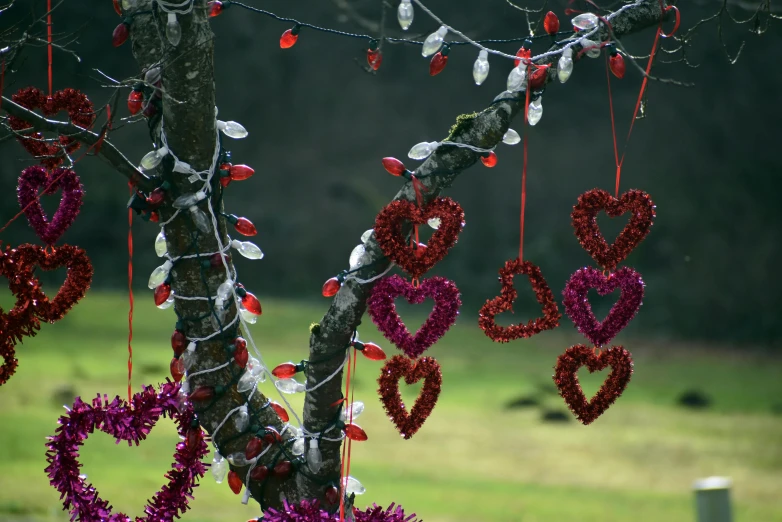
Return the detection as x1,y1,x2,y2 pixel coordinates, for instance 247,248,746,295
562,267,644,347
17,165,83,245
45,381,209,522
367,275,461,359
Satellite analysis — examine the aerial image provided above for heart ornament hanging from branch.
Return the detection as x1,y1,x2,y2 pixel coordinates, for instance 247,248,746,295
17,166,84,245
478,258,561,342
553,344,634,425
378,355,442,439
374,197,464,279
571,188,656,272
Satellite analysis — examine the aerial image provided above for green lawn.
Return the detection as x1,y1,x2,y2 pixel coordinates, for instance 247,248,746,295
1,292,781,522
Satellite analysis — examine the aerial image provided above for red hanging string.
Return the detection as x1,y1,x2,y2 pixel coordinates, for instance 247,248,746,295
519,69,532,262
338,348,354,522
127,183,134,404
342,350,358,521
47,0,53,96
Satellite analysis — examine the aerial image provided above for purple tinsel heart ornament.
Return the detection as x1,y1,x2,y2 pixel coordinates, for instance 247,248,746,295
563,267,644,346
17,165,83,245
367,275,461,359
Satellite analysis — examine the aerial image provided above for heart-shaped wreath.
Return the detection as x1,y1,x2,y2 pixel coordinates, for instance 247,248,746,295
17,165,84,245
378,355,442,439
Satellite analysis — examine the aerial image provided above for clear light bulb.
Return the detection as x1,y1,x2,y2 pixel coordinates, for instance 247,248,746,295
231,239,264,260
227,452,248,467
140,147,169,170
217,120,248,139
247,357,265,379
558,47,574,83
190,207,211,234
581,38,601,58
182,341,197,370
166,13,182,46
507,66,527,92
422,26,447,57
307,439,323,473
275,378,305,394
121,0,134,10
472,50,490,85
342,476,366,495
398,0,414,30
234,404,249,432
157,291,175,310
291,437,306,456
360,229,373,244
349,244,365,270
148,260,173,289
217,280,234,301
339,401,365,422
528,98,543,126
237,371,258,393
572,13,599,31
408,141,439,160
211,453,228,483
239,307,257,324
502,128,521,145
173,190,207,209
154,229,167,257
427,217,441,230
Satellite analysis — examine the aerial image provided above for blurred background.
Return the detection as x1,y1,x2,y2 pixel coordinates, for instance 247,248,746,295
0,0,781,521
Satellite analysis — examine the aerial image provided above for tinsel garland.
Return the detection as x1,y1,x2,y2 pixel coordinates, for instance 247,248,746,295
261,499,419,522
17,165,84,245
378,355,442,439
562,267,644,347
8,87,95,170
367,275,461,359
12,244,93,324
553,344,634,425
44,381,209,521
478,258,561,342
374,197,464,279
570,188,656,272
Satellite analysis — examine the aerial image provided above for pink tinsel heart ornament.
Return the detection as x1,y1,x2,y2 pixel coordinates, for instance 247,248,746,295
367,275,461,359
17,165,83,245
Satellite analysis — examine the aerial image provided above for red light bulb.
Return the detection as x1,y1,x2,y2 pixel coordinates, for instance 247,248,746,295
322,277,341,297
262,427,282,445
171,329,187,356
429,52,448,76
280,28,299,49
609,53,626,79
245,437,264,460
112,22,129,47
273,460,293,478
481,151,498,168
230,164,254,181
146,187,166,208
235,337,247,351
186,428,202,450
544,11,560,35
154,283,171,306
209,252,225,268
414,242,427,259
381,157,407,176
149,211,159,223
208,0,223,17
367,49,383,71
234,344,248,368
529,67,548,90
515,47,531,67
250,465,268,482
270,402,289,422
272,362,298,379
188,386,215,402
344,423,368,441
127,90,143,115
233,217,257,236
227,470,243,494
113,0,122,16
170,357,185,383
325,486,339,505
359,342,386,361
241,291,262,315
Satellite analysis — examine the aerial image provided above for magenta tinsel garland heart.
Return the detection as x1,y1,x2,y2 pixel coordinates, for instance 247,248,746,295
562,267,644,346
367,275,461,359
44,381,209,522
17,165,83,245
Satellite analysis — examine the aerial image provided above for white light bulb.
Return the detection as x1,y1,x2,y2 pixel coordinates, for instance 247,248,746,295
342,476,366,495
148,260,173,289
397,0,414,30
211,453,228,483
217,120,248,139
237,371,258,393
121,0,134,10
227,452,248,467
339,401,365,422
291,437,306,456
216,280,234,301
234,404,249,432
581,38,601,58
154,229,167,257
231,239,264,260
472,50,490,85
349,244,365,270
190,207,211,234
275,378,305,394
360,229,373,244
507,66,527,92
140,147,169,170
307,439,323,473
247,357,265,379
422,25,448,57
502,128,521,145
558,50,574,83
427,217,441,230
166,13,182,46
182,341,197,370
408,141,439,160
572,13,599,31
528,98,543,126
239,307,257,324
172,190,207,209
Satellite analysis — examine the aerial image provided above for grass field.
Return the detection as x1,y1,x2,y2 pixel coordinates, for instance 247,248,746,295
1,292,781,522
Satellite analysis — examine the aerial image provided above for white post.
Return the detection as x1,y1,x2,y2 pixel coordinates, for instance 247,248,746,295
693,476,733,522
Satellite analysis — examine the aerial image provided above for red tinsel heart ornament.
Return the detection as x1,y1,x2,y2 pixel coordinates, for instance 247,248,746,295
378,355,442,439
7,87,95,170
374,197,464,279
553,344,633,425
478,258,561,342
12,244,93,324
17,166,84,245
571,189,656,273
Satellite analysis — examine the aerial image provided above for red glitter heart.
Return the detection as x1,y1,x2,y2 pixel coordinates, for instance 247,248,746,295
374,197,464,279
571,189,656,272
377,355,442,439
553,344,634,425
12,244,93,324
7,87,95,170
478,258,561,342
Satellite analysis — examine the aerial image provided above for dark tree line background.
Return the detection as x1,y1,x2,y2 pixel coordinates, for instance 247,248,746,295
1,0,780,346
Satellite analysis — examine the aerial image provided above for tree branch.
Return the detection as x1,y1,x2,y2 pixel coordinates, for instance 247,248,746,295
295,0,669,506
0,95,154,190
